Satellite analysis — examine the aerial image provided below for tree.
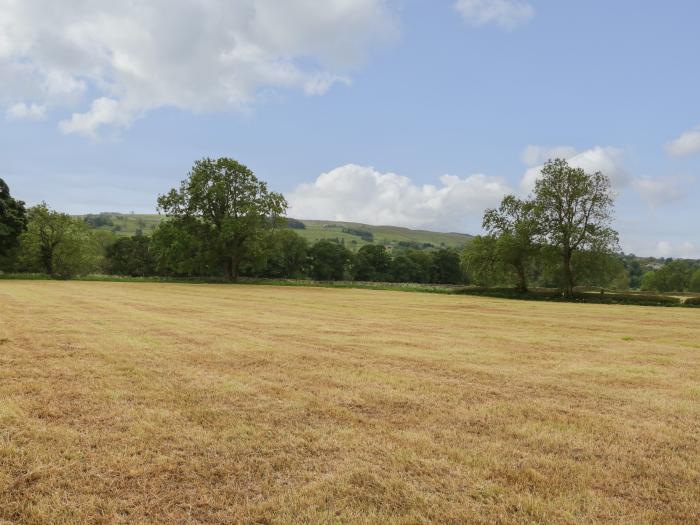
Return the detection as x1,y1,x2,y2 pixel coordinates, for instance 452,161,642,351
621,255,643,289
106,233,156,276
390,249,433,283
150,218,217,277
640,260,696,292
461,235,501,286
0,178,27,264
389,254,419,283
533,158,618,295
571,250,627,290
308,240,352,281
430,248,464,284
640,271,659,292
482,195,539,292
689,268,700,293
353,244,391,281
157,158,287,281
263,229,308,278
19,203,99,278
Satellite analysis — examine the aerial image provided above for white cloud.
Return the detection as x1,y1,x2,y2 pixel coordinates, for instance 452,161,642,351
5,102,46,120
287,164,513,232
655,241,673,258
665,125,700,157
0,0,397,137
59,97,135,138
654,241,699,259
454,0,534,29
632,175,687,209
521,146,630,194
521,145,578,167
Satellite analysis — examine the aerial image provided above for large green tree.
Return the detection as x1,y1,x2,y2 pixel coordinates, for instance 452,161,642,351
533,159,618,295
641,260,697,292
157,158,287,281
0,178,27,263
461,235,502,287
262,229,308,278
150,218,217,277
19,203,99,278
308,240,352,281
106,233,156,276
430,248,464,284
689,268,700,293
353,244,391,282
482,195,539,292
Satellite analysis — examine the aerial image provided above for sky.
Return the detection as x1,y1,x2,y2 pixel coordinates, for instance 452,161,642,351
1,0,699,258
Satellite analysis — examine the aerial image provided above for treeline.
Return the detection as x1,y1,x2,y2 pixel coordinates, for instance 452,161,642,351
101,232,465,284
0,206,464,283
462,159,622,295
1,158,698,293
640,259,700,293
0,159,466,284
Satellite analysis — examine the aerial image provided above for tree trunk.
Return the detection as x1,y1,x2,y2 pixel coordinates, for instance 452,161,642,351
562,249,574,296
231,255,240,281
224,257,234,281
40,246,53,276
515,264,528,293
223,254,241,282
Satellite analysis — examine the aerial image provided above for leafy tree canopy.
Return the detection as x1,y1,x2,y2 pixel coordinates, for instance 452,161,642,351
0,177,27,260
157,157,287,280
533,159,618,295
483,195,539,292
353,244,391,282
19,203,99,278
308,240,352,281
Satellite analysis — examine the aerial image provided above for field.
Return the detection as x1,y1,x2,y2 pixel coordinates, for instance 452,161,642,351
1,282,699,524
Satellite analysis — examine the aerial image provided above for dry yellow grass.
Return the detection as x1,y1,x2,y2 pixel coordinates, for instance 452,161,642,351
1,281,699,524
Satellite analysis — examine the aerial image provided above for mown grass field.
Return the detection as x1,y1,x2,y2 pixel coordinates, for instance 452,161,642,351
1,281,699,524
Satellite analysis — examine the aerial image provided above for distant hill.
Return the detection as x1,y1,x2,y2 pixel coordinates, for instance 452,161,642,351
77,213,474,250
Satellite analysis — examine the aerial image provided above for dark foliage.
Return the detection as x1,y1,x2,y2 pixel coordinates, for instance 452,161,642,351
106,234,155,276
286,218,306,230
308,240,353,281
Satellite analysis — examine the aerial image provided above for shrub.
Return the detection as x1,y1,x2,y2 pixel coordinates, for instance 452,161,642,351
454,287,682,306
342,228,373,243
286,218,306,230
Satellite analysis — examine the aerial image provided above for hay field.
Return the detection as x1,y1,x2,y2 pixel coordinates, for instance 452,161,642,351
1,281,699,524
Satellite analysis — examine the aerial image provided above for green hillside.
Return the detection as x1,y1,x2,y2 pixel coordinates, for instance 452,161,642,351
291,219,472,250
78,213,473,250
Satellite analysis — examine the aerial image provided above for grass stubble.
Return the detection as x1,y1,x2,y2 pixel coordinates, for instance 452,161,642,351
0,281,698,524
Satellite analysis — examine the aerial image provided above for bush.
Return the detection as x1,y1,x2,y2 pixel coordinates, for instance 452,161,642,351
342,228,373,242
454,287,682,306
683,297,700,307
83,214,113,228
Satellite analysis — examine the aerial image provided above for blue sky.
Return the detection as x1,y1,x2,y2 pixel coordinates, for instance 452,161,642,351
1,0,699,257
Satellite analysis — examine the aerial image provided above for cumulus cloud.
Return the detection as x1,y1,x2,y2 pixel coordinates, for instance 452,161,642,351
655,241,699,259
454,0,534,29
0,0,397,137
520,146,630,194
59,98,135,138
665,125,700,157
287,164,513,232
632,175,688,209
5,102,46,121
521,145,578,167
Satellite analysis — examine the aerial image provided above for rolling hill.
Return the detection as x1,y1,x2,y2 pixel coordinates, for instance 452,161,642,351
78,213,474,250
